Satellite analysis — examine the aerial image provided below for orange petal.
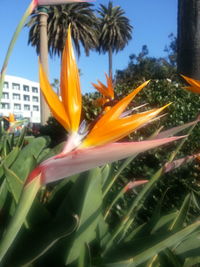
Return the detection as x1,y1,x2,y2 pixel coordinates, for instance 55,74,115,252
92,81,111,98
60,26,82,132
181,75,200,88
9,113,15,122
92,82,106,96
93,97,108,107
183,86,200,94
92,74,114,99
82,104,169,147
91,80,150,130
39,63,70,130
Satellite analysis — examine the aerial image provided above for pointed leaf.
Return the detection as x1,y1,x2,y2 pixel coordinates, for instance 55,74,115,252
169,194,191,231
103,221,200,266
0,175,41,262
0,180,8,211
155,118,200,139
0,147,20,179
65,168,102,265
0,1,36,97
4,165,24,203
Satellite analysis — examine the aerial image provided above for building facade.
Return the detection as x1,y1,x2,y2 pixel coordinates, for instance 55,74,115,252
0,75,41,123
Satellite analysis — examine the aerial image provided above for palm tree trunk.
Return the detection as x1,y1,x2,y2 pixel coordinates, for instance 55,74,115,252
108,46,113,79
39,9,51,124
177,0,200,79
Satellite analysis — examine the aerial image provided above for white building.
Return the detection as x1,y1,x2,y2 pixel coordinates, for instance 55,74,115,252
0,75,41,123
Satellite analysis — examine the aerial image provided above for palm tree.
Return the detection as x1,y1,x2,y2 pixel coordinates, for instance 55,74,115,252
26,3,99,57
177,0,200,79
97,1,133,79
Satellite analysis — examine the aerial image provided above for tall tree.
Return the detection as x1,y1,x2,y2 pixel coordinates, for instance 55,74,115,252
177,0,200,79
97,1,133,79
26,3,99,57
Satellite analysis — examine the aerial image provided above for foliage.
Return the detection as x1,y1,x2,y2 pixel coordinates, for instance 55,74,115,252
38,116,66,147
115,44,177,84
111,79,200,224
26,3,99,57
1,3,200,265
80,77,200,225
97,1,133,77
164,33,177,67
97,1,133,54
0,126,200,266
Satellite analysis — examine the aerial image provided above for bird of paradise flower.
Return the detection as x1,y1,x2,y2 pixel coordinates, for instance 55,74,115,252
181,74,200,94
0,27,185,262
3,113,26,133
92,74,115,110
26,27,183,185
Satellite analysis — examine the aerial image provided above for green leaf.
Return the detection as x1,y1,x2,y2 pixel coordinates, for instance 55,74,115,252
4,154,36,204
16,126,27,148
0,175,41,263
2,135,11,157
65,168,103,265
101,164,111,188
169,194,191,231
12,214,78,266
103,221,200,267
78,244,91,267
96,214,110,249
103,168,163,253
4,165,24,203
0,147,20,179
36,141,64,163
125,211,177,243
191,191,200,210
183,256,200,267
158,248,182,267
0,180,8,211
151,212,177,234
0,1,36,97
46,174,79,214
103,156,137,198
10,137,47,182
173,230,200,260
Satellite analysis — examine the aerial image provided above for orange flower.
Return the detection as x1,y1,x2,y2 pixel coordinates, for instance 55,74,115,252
26,27,183,185
181,75,200,94
39,27,82,134
3,113,15,123
92,74,115,112
92,74,114,100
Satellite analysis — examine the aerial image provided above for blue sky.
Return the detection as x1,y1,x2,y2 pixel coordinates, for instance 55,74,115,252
0,0,177,93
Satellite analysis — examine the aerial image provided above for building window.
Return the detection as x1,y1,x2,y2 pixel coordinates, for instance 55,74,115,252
32,87,38,93
24,104,30,111
12,83,20,90
23,85,29,92
24,95,30,101
33,105,39,111
14,104,21,110
3,82,8,89
13,93,20,100
0,103,10,109
32,96,39,102
15,114,23,120
2,92,9,99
